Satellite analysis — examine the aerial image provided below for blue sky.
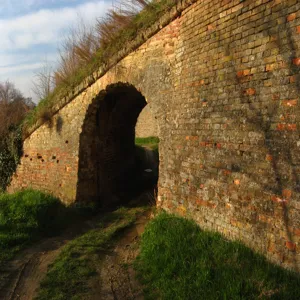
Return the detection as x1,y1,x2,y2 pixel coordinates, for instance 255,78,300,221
0,0,114,102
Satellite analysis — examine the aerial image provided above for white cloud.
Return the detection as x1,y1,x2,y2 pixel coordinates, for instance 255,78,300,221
0,1,111,51
7,72,38,102
0,1,113,101
1,62,44,74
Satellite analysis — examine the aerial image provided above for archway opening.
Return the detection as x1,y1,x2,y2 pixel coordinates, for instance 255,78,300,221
77,82,159,208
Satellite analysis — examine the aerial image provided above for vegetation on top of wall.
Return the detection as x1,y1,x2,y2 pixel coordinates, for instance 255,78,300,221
23,0,179,137
135,213,300,299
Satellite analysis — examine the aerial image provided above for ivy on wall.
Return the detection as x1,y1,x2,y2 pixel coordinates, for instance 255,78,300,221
0,126,23,192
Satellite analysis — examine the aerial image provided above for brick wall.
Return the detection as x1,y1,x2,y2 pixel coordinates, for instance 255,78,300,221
135,104,158,137
9,0,300,271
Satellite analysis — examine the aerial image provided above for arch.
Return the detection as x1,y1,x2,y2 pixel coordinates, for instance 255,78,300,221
76,82,157,207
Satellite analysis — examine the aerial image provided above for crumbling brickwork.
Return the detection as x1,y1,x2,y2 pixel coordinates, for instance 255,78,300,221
9,0,300,271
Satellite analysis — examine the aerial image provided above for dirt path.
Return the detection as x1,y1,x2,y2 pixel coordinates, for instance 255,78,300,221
0,210,150,300
0,213,106,300
88,213,149,300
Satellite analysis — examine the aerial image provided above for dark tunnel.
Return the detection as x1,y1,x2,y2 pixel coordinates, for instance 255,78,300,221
77,82,159,208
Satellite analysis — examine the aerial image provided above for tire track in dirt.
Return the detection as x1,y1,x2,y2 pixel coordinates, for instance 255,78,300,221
0,208,151,300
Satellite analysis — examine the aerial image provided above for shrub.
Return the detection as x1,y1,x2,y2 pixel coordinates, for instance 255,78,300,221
0,126,23,192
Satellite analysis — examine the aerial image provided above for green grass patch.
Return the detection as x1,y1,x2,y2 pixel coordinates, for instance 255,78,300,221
36,206,148,300
135,212,300,300
0,189,70,266
135,136,159,151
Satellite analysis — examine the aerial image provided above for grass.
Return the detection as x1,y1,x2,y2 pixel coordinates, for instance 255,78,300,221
135,136,159,151
0,189,70,266
23,0,178,136
135,212,300,300
35,206,148,300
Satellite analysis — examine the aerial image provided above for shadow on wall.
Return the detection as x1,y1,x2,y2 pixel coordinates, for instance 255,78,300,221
76,82,158,208
200,2,300,271
56,116,64,135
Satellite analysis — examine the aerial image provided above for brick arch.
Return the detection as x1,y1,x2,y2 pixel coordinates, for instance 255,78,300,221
76,82,149,207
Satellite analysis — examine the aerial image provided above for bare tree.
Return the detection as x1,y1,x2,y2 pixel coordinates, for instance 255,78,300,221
0,81,34,137
0,81,24,104
32,60,55,100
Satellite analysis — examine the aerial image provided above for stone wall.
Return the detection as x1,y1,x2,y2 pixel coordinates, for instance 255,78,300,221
9,0,300,271
135,104,158,137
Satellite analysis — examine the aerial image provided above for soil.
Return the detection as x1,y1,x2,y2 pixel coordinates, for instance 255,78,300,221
0,210,150,300
88,213,149,300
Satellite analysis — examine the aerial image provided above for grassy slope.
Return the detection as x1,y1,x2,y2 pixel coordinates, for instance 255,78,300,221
135,136,159,151
36,206,148,300
0,190,70,266
135,213,300,300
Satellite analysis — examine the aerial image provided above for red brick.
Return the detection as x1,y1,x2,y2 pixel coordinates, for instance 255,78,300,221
271,195,282,202
225,203,232,209
237,69,251,77
276,123,285,131
282,189,292,199
293,58,300,66
266,154,273,161
289,75,296,83
223,169,231,175
286,241,296,251
294,228,300,236
207,24,215,31
244,88,256,95
287,13,296,22
196,199,216,208
281,99,297,107
234,179,240,185
297,26,300,34
237,71,244,78
287,124,297,131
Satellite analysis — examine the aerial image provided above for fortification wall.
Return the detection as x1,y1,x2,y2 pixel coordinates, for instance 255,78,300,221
135,104,158,137
9,0,300,271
